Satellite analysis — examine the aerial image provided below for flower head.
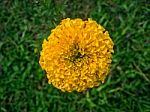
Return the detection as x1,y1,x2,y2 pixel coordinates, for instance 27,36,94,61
39,18,114,92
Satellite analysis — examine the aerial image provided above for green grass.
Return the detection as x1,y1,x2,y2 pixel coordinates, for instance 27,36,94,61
0,0,150,112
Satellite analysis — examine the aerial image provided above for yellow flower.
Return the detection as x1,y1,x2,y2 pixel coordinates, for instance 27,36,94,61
39,18,114,92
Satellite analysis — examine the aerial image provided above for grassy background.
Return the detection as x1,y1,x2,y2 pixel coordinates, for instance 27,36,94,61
0,0,150,112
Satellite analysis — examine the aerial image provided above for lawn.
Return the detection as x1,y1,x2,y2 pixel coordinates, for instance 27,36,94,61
0,0,150,112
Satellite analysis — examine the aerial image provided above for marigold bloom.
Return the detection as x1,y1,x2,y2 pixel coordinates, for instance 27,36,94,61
39,18,114,92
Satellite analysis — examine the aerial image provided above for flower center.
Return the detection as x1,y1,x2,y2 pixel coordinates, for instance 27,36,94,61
65,43,85,63
70,50,82,62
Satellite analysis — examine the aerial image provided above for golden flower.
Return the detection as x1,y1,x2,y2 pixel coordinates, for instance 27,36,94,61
39,18,114,92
